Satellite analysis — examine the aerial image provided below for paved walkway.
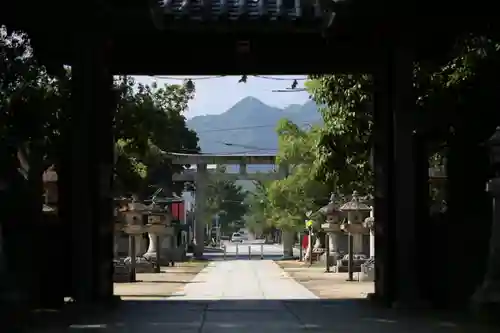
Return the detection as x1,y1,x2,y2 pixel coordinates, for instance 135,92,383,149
169,260,316,300
35,260,490,333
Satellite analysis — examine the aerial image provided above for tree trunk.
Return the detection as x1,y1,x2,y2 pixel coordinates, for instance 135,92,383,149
282,229,295,258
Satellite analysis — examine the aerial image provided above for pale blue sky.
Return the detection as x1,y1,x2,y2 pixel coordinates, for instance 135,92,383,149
133,75,310,119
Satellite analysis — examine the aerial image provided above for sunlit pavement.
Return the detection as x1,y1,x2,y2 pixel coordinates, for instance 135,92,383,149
34,259,491,332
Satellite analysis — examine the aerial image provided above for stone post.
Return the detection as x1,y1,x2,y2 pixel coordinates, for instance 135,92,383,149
363,206,375,259
194,163,207,258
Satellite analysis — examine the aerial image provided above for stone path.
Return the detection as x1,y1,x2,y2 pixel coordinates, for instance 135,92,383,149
33,260,492,333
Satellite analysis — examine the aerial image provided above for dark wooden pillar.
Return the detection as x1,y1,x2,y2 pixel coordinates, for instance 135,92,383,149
391,47,422,304
444,134,491,307
373,45,430,306
69,31,115,303
372,47,396,305
413,132,433,302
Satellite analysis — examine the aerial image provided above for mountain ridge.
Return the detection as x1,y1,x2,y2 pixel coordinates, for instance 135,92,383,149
187,97,322,155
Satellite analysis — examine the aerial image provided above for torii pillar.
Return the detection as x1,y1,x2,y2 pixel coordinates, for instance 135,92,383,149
193,163,207,258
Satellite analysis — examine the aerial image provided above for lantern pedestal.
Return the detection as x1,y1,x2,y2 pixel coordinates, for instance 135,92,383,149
471,177,500,317
123,221,154,279
340,223,368,254
321,222,342,256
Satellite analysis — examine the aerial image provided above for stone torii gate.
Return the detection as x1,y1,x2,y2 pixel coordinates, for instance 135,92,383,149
166,153,290,258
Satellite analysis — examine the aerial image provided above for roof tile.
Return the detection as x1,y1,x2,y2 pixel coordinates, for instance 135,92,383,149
160,0,324,21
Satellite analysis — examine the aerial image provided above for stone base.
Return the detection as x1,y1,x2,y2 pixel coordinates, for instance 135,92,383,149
123,256,155,273
470,281,500,323
319,253,336,266
113,259,130,282
143,248,187,265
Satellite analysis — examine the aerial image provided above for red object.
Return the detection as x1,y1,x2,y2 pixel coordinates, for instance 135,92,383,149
302,235,309,249
169,201,185,222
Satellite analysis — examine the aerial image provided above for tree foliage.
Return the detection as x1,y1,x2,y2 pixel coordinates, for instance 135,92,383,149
113,76,199,196
0,27,199,198
204,167,249,234
243,180,273,236
244,120,329,232
243,34,500,234
305,34,500,200
305,75,373,197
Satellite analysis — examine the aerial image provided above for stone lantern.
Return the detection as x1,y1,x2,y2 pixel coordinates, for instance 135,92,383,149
320,193,342,254
363,207,375,259
472,126,500,310
143,203,173,271
340,191,371,281
121,201,154,281
339,191,371,254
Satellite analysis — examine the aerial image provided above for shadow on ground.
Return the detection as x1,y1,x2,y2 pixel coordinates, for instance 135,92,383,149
130,280,205,284
203,254,298,261
26,298,494,333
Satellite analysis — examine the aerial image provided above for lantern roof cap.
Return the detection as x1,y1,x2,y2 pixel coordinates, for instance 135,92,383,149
318,193,340,215
339,191,371,212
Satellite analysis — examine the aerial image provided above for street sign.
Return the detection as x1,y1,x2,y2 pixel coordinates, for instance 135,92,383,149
305,220,314,228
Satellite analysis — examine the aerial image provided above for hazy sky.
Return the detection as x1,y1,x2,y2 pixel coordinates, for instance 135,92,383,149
133,75,310,119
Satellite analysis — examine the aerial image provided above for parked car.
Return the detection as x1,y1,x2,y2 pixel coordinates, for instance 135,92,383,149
231,232,244,242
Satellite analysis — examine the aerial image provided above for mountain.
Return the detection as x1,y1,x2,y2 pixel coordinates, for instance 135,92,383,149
187,97,322,156
186,97,322,192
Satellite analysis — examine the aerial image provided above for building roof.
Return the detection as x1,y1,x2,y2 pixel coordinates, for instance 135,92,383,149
160,0,326,23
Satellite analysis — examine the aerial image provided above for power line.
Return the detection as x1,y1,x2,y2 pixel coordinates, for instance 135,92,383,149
150,75,306,82
194,121,316,133
169,150,276,155
253,75,306,81
215,141,276,151
153,75,225,80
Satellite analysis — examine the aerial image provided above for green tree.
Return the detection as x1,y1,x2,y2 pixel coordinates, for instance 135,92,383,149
113,76,199,196
244,120,328,232
305,74,373,197
243,180,273,237
0,28,199,200
205,168,248,234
